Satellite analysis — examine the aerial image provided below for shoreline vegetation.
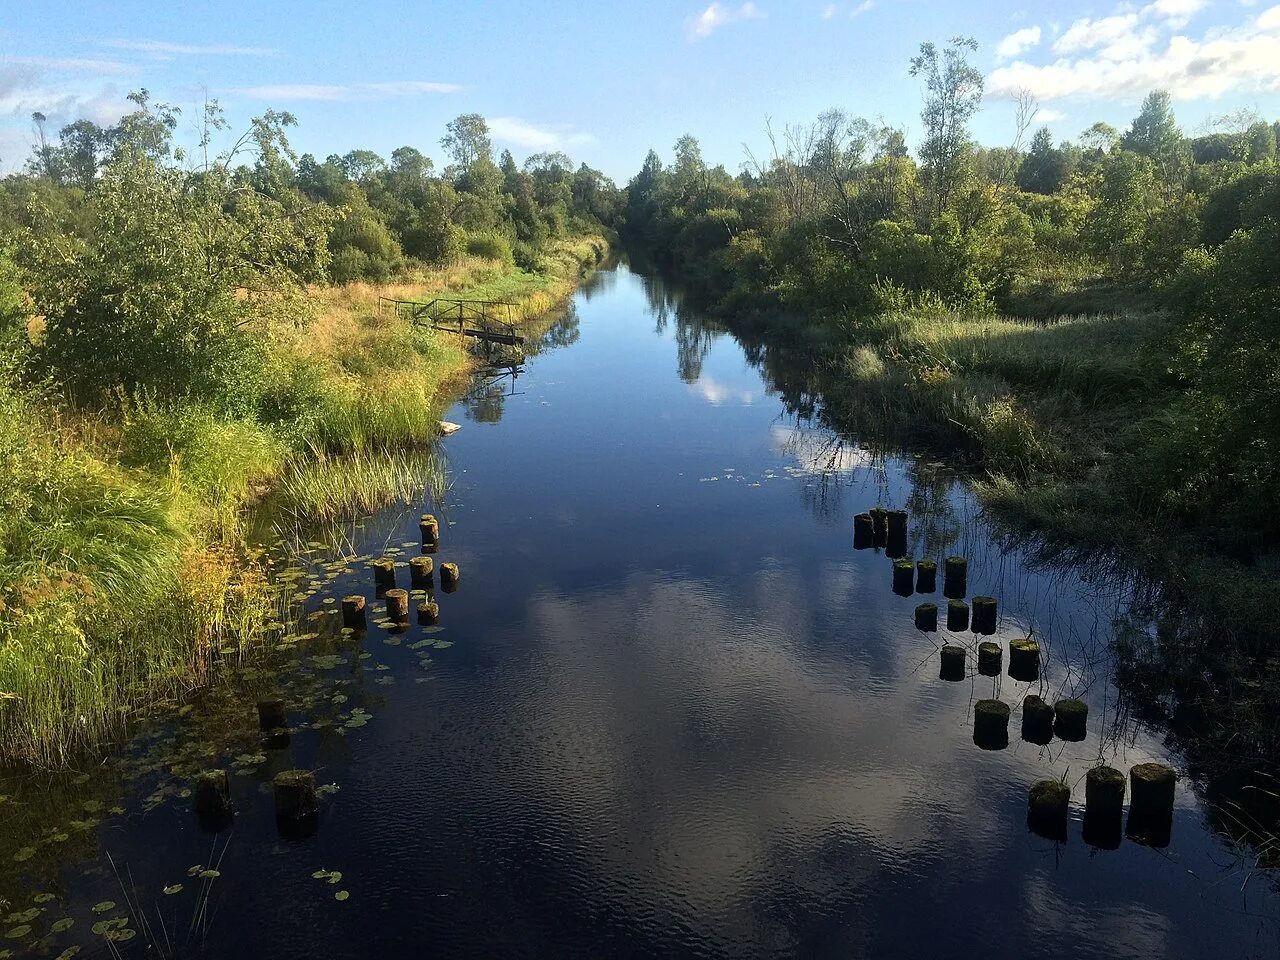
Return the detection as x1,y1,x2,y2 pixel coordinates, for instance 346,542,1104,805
0,97,613,765
621,41,1280,846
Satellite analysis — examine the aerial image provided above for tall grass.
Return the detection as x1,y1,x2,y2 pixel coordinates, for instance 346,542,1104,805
1,237,606,765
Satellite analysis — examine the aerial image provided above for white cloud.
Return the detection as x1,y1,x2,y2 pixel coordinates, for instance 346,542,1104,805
488,116,596,151
1035,106,1067,123
231,81,460,101
1,55,136,76
851,0,874,17
997,26,1042,59
990,4,1280,103
102,39,278,58
822,3,839,19
687,2,763,39
1144,0,1208,26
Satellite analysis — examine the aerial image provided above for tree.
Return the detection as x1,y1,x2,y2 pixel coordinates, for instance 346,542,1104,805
1121,91,1182,163
26,119,333,407
1017,127,1077,195
910,36,984,223
441,114,492,172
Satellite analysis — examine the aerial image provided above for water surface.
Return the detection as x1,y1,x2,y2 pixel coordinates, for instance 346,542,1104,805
2,263,1277,959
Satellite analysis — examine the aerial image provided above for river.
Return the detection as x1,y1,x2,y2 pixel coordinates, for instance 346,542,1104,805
1,262,1277,959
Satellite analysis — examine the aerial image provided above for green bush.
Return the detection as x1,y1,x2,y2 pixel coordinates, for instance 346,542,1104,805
465,231,514,265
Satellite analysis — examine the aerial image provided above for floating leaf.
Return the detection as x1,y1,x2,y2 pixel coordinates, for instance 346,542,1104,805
335,890,350,902
4,910,39,924
12,847,34,862
90,902,115,914
51,918,74,932
3,927,30,940
33,894,55,904
162,884,183,895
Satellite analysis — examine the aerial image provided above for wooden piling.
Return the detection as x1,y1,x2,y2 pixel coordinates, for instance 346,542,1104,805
869,507,889,547
916,559,937,593
1053,698,1088,742
420,514,440,547
939,644,966,680
1028,780,1070,841
977,641,1002,676
256,697,286,732
273,770,318,822
915,602,938,631
1008,637,1040,682
440,562,460,592
947,599,969,632
341,595,367,630
973,699,1011,750
853,513,874,549
372,558,396,592
971,596,998,635
1021,694,1054,745
1127,763,1176,847
892,558,915,596
1085,766,1126,820
409,556,434,588
193,770,232,821
943,556,968,598
385,588,410,620
417,600,440,625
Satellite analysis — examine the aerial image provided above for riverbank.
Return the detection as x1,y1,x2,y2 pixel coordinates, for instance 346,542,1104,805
0,236,606,766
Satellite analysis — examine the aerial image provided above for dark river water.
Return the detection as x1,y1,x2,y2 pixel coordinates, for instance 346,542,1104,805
2,263,1278,959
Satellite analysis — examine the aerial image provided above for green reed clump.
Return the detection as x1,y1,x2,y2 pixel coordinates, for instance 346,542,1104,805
277,447,448,523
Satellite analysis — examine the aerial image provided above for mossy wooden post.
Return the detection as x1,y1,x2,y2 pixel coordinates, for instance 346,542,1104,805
869,507,889,547
1127,763,1176,847
341,595,367,630
973,699,1010,750
947,599,969,632
939,644,966,680
417,600,440,626
1021,695,1054,745
886,510,908,559
1028,780,1070,841
853,513,874,549
915,602,938,632
385,588,410,620
892,558,915,596
943,556,968,599
916,559,937,593
273,770,318,837
1008,637,1040,682
977,641,1002,676
1053,698,1088,742
440,562,461,592
409,556,434,589
372,558,396,593
420,514,440,549
1085,766,1126,823
972,596,998,635
257,697,286,732
887,509,908,540
193,770,232,823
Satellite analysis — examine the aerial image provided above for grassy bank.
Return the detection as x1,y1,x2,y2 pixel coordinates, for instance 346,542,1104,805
0,237,605,766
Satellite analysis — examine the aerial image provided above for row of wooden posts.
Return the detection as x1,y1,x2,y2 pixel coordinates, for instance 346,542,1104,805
193,514,459,837
865,503,1178,848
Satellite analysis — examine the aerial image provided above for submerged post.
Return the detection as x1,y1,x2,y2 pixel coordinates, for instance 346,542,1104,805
853,513,875,549
193,770,233,825
944,556,968,598
341,595,367,630
916,559,937,593
940,644,966,680
973,699,1011,750
440,562,461,592
1028,780,1070,841
1021,695,1054,745
385,588,410,620
915,602,938,631
410,556,434,589
1053,698,1088,742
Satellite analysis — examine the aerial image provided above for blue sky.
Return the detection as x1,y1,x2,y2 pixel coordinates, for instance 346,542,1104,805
2,0,1279,182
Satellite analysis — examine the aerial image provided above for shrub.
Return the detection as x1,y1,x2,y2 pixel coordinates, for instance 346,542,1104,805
465,231,514,265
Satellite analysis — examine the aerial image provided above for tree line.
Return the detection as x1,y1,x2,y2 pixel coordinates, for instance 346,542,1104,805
620,37,1280,554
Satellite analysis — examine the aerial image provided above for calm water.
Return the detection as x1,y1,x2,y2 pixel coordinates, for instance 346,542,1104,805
2,263,1278,959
